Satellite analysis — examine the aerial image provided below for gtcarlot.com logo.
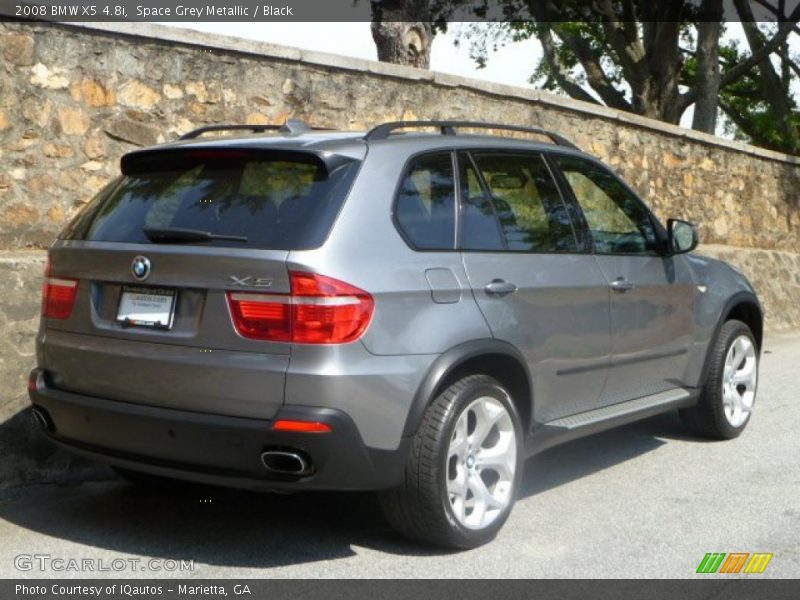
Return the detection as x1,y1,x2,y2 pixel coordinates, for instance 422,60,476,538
696,552,773,574
14,554,194,573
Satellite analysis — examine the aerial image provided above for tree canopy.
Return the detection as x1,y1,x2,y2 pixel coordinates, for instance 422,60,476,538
369,0,800,153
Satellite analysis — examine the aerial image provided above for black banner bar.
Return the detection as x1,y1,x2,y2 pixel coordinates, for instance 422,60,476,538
1,0,798,23
4,580,800,600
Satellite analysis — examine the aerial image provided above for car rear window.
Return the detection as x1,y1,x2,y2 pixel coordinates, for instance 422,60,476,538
60,150,359,250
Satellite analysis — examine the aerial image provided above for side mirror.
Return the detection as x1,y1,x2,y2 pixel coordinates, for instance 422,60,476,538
667,218,699,254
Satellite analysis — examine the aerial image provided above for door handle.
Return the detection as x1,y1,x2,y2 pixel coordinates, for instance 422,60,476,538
484,279,518,297
610,278,635,293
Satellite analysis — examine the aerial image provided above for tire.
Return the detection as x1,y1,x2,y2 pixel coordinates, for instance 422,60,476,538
379,374,523,549
112,466,189,490
680,319,759,440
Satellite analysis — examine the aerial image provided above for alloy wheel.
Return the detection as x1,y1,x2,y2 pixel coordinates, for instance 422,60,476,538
721,335,758,428
446,396,517,530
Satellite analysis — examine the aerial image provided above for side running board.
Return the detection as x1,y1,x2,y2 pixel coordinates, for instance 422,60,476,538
526,388,696,456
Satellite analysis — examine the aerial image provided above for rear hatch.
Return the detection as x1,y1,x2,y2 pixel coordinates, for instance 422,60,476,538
41,145,360,418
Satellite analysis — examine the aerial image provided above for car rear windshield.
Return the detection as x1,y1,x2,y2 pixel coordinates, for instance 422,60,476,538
60,150,360,250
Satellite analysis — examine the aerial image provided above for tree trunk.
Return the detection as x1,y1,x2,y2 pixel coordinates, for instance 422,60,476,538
638,21,684,124
371,1,433,69
692,0,723,133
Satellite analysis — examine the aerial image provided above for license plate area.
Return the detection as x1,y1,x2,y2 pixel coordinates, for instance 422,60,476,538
116,286,177,330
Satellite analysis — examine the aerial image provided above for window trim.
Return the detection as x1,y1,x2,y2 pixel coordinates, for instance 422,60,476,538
548,152,669,257
457,150,508,251
457,149,584,255
391,149,459,253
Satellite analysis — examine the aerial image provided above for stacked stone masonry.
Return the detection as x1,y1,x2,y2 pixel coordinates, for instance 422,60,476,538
1,21,798,419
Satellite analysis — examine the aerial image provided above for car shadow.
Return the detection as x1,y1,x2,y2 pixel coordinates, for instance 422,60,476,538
0,411,702,569
519,410,703,499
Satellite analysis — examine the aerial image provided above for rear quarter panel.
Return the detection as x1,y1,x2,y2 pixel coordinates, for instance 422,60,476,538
288,141,493,356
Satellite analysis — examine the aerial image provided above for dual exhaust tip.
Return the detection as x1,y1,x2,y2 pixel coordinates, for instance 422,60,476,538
260,450,312,476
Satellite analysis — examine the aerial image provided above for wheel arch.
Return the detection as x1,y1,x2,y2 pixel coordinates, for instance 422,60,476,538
699,291,764,387
724,298,763,351
402,339,533,438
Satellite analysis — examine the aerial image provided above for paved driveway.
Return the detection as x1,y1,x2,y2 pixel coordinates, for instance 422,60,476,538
1,333,798,578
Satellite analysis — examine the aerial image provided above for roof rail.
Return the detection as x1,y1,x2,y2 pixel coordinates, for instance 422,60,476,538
363,120,579,149
179,118,322,140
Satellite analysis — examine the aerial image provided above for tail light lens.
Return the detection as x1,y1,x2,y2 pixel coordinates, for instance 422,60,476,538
227,271,374,344
41,258,78,320
28,371,39,393
272,420,332,433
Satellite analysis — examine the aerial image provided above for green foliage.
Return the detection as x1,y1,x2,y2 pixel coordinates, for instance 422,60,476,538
716,25,799,151
455,2,800,153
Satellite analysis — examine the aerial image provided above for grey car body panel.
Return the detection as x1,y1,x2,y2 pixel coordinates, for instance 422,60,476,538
42,329,289,418
463,252,612,422
47,241,292,354
592,253,696,403
284,342,436,450
32,128,763,490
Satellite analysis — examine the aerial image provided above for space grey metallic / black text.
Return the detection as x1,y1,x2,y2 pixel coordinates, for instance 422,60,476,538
28,120,763,548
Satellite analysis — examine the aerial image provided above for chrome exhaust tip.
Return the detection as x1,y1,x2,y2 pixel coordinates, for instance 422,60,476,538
31,406,54,432
260,450,312,476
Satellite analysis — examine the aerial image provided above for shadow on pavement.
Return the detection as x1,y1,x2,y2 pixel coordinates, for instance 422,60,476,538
0,411,700,569
0,406,110,489
520,410,707,498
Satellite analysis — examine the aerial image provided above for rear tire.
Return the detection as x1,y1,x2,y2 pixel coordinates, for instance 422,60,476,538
379,374,523,549
680,319,759,440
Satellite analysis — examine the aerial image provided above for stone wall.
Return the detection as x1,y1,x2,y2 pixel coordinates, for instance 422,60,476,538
1,20,798,424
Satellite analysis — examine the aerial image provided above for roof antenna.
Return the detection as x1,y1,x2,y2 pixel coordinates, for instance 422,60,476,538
279,119,312,136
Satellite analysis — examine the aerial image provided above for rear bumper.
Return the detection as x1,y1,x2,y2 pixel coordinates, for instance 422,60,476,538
28,369,409,491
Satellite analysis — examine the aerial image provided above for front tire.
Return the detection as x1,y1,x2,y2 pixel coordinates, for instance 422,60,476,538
379,374,523,549
681,319,759,439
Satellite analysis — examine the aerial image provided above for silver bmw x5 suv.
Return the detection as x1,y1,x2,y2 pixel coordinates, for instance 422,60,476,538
29,120,763,548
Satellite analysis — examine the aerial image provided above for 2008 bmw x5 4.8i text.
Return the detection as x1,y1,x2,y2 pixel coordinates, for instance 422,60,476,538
29,120,762,548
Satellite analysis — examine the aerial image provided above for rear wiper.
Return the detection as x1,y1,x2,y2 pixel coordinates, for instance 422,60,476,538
143,227,248,243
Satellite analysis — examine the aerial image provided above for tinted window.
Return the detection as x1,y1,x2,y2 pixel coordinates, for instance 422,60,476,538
61,151,359,250
458,153,505,251
554,155,657,255
395,153,456,250
469,153,578,252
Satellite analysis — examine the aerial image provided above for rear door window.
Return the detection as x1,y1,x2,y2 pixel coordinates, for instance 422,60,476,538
464,152,579,253
458,152,505,251
62,150,359,250
394,152,457,250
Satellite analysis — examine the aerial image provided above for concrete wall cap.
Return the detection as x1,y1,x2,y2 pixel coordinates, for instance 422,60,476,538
59,21,800,166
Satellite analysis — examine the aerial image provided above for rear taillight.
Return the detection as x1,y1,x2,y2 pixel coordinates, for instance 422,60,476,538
28,371,38,393
227,271,374,344
41,258,78,320
272,420,332,433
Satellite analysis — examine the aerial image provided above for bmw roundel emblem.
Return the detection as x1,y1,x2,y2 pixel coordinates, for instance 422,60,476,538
131,256,151,281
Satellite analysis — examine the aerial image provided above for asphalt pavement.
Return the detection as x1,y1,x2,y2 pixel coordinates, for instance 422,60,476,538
1,332,798,579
